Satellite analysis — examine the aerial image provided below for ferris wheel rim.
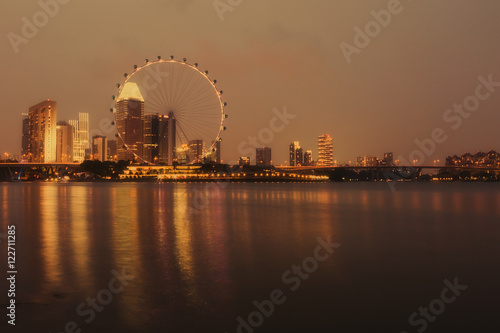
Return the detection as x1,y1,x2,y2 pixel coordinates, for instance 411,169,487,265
112,57,226,164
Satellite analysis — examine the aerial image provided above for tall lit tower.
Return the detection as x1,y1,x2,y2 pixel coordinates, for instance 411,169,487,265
92,135,108,161
318,134,333,166
56,121,74,163
208,140,221,163
256,147,272,166
188,139,204,163
27,100,57,162
289,141,303,166
69,112,90,162
116,82,145,161
21,113,29,160
79,112,89,155
166,111,176,165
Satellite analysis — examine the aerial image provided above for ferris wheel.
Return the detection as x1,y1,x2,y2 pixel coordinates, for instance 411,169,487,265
111,56,227,164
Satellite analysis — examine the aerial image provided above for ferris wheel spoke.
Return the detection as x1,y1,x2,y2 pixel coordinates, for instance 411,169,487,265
174,74,208,109
176,82,216,110
171,64,190,108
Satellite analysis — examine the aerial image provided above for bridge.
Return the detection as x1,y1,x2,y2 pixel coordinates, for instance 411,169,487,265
0,163,80,181
275,165,500,180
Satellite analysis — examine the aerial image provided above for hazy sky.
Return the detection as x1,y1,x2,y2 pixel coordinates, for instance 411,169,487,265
1,0,499,164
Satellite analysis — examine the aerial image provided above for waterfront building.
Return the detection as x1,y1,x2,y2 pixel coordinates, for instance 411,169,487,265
116,82,145,161
318,134,333,166
239,156,250,166
21,113,29,160
26,100,58,162
304,150,313,166
69,112,90,163
107,139,117,161
289,141,303,166
206,140,221,163
256,147,272,166
189,139,204,163
92,135,108,161
56,121,74,163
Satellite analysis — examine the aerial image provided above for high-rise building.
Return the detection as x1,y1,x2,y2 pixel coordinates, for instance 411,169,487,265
165,111,176,165
175,144,189,164
206,140,221,163
56,121,74,163
107,139,117,161
69,112,90,163
239,156,250,166
304,150,313,166
289,141,303,166
116,82,145,161
189,140,204,163
26,100,58,162
256,147,272,166
92,135,108,161
318,134,333,166
143,113,175,164
383,152,394,166
144,114,162,163
21,113,29,161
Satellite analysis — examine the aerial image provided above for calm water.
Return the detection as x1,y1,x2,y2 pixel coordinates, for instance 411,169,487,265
1,182,499,332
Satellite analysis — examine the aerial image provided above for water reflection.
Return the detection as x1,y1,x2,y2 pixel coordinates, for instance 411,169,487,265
2,182,499,332
40,185,63,289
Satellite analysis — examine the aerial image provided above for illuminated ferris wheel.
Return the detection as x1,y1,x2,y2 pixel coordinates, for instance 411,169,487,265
111,56,227,164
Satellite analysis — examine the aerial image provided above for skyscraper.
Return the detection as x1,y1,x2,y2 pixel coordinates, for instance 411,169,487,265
318,134,333,166
188,139,204,163
92,135,108,161
207,140,221,163
107,139,117,161
144,113,175,164
116,82,145,161
256,147,272,166
69,112,90,163
56,121,74,163
21,113,29,161
144,114,160,163
27,100,57,162
166,111,176,165
289,141,303,166
383,152,394,166
304,150,313,166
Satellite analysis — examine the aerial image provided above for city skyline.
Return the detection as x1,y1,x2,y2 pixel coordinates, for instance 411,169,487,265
1,1,500,165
